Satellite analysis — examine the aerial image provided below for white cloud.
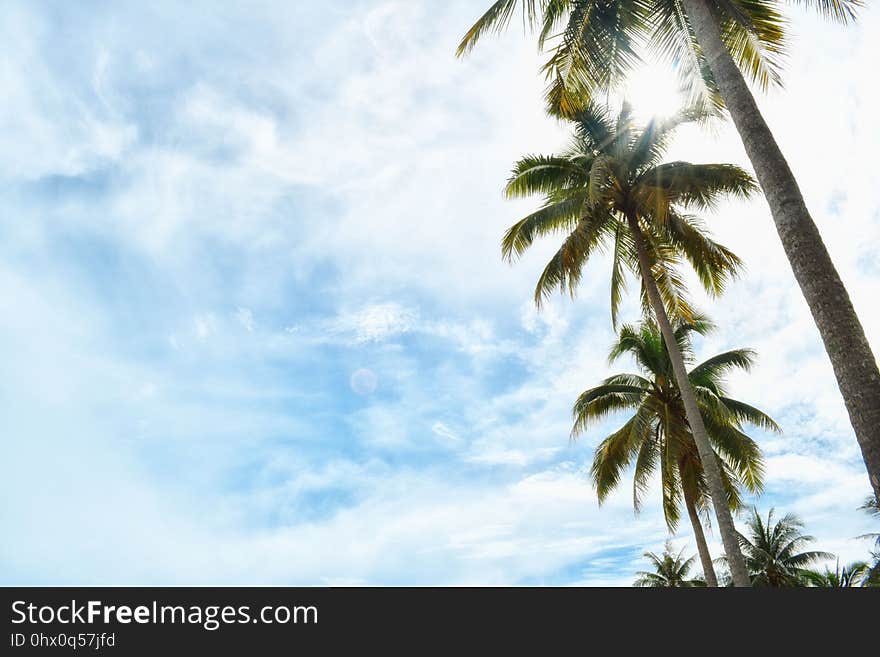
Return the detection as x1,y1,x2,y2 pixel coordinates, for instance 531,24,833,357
329,302,418,343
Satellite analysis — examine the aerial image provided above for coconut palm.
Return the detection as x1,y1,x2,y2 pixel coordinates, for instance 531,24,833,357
633,542,705,587
858,495,880,585
802,560,871,588
858,495,880,541
502,102,758,584
459,0,880,510
575,316,775,586
737,508,832,586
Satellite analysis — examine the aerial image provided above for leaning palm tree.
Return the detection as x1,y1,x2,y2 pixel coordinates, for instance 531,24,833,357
459,0,880,509
575,317,776,586
633,542,705,587
502,102,758,585
738,508,832,586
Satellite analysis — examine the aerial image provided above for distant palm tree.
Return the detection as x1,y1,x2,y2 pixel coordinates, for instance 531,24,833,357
460,0,880,511
858,495,879,546
858,495,880,585
574,316,775,586
633,542,705,587
738,508,832,586
502,102,758,584
802,560,870,588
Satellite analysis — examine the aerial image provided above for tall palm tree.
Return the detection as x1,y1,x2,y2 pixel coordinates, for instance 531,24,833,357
459,0,880,509
575,317,776,586
633,541,705,587
738,508,832,586
501,102,759,585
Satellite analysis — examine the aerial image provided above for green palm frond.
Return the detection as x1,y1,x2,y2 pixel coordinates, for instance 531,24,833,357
537,0,575,48
608,321,670,379
627,109,706,174
541,0,650,115
647,1,725,114
717,1,788,91
457,1,531,57
660,430,683,528
641,162,758,211
603,372,654,388
663,212,744,296
609,224,631,328
690,348,757,383
571,383,648,434
569,101,618,151
673,312,715,341
860,495,880,516
641,242,696,324
532,210,613,304
703,416,765,493
505,154,590,199
633,429,660,512
501,192,588,261
789,0,863,24
590,408,653,502
717,397,781,432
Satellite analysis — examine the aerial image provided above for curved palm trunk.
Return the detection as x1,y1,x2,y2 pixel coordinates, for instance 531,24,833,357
683,486,719,587
627,214,751,587
680,0,880,505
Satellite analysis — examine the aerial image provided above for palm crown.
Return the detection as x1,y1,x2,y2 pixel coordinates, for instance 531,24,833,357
802,560,871,588
737,507,832,586
459,1,862,115
633,541,705,587
503,103,755,326
574,315,776,529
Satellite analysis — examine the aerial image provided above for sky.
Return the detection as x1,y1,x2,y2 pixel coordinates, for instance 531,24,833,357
1,1,878,585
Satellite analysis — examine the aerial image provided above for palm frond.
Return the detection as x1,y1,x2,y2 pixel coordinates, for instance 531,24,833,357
501,192,589,261
457,1,529,56
690,349,757,384
718,397,781,432
788,0,863,24
642,162,758,210
505,154,590,199
662,212,743,296
571,383,648,435
533,210,613,305
590,407,653,503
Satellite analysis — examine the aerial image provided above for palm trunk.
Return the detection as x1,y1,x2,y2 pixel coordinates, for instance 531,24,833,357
683,485,719,587
627,214,751,587
680,0,880,505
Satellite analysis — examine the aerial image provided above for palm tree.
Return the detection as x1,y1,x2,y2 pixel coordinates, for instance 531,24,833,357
575,317,776,586
501,103,758,585
459,0,880,509
738,508,832,586
858,495,879,540
802,560,871,587
858,495,880,585
633,542,705,587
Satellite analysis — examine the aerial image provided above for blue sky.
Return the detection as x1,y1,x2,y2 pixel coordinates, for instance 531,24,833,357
2,1,878,585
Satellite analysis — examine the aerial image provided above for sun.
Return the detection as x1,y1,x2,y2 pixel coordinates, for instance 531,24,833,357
623,62,685,122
